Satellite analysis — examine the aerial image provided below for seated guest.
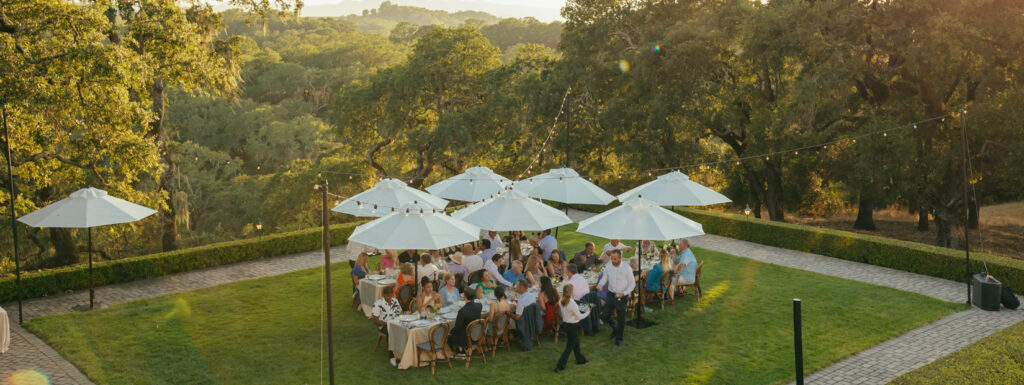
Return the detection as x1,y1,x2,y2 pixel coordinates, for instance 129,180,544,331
415,277,443,313
539,229,558,262
525,254,546,287
487,286,512,323
440,273,461,307
447,289,482,354
447,252,468,276
670,238,699,299
514,279,537,321
351,252,369,305
644,250,671,293
502,260,526,286
480,239,497,261
638,240,658,258
416,254,439,281
394,263,415,296
547,250,568,280
601,239,633,263
475,270,498,299
398,249,418,264
485,253,514,287
379,250,397,271
572,242,598,271
566,264,589,301
538,276,560,336
372,287,403,366
461,243,484,273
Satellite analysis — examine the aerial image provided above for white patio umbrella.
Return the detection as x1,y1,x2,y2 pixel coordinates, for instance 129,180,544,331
452,190,572,231
519,167,616,205
332,178,448,217
576,196,704,328
617,171,731,206
426,166,511,202
349,202,480,293
17,187,157,309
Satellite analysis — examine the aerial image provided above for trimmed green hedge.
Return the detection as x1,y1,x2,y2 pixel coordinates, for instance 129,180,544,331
674,207,1024,293
0,222,360,303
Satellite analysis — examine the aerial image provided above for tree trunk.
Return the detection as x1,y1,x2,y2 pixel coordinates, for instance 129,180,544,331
150,78,179,251
762,159,785,222
741,166,765,219
49,227,77,266
916,204,929,231
854,194,877,230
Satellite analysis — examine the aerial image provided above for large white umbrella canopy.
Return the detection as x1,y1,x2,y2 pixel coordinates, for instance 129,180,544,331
332,178,448,217
452,190,572,231
617,171,732,206
17,187,157,310
348,202,480,251
519,167,615,205
576,196,704,241
426,166,511,202
17,187,157,228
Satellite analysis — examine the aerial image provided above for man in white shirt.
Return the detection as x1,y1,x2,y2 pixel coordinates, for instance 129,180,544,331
484,231,504,250
538,229,558,262
416,254,439,281
461,243,484,273
602,239,634,264
514,280,537,321
597,249,635,346
566,264,589,301
484,253,514,287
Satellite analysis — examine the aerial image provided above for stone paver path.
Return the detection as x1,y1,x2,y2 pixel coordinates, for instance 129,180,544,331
2,209,1021,385
1,245,347,384
685,233,1024,385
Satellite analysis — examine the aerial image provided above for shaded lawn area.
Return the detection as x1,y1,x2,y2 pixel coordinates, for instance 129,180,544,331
891,319,1024,385
25,227,963,384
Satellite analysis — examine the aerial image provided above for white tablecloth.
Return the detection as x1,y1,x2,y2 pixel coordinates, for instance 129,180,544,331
1,306,9,354
359,279,396,316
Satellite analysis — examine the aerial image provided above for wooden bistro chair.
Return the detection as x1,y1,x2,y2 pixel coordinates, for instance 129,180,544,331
465,319,488,368
487,311,512,358
416,323,452,375
397,284,416,312
374,328,387,354
553,312,564,344
659,270,675,308
467,270,485,288
676,262,704,301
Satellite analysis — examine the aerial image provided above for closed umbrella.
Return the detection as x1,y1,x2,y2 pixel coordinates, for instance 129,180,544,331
349,202,480,293
17,187,157,309
332,178,448,217
426,166,511,202
576,196,704,328
617,171,731,206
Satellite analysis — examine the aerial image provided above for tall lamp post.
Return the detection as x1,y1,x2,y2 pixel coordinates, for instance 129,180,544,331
315,180,335,385
2,105,23,324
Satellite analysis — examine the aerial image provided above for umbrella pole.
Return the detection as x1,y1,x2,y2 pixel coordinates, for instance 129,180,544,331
3,105,24,323
88,227,94,310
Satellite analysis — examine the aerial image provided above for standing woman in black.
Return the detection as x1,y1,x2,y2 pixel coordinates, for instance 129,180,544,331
555,284,589,372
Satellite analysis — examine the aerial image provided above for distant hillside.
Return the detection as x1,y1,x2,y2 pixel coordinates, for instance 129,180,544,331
337,1,499,34
300,0,562,22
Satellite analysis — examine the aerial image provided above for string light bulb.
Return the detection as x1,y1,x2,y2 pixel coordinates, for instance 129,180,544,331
883,132,888,137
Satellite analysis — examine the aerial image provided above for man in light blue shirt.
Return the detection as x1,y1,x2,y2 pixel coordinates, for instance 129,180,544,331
480,239,497,261
671,238,698,299
502,260,526,286
538,229,557,261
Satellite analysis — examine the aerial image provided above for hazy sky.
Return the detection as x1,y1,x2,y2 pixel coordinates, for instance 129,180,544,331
300,0,566,21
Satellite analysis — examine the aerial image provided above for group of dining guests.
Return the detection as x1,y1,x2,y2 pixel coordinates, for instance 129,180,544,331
352,231,700,371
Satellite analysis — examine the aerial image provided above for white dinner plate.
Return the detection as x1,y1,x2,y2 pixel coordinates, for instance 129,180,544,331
378,279,397,285
398,314,418,322
366,274,385,280
410,320,434,328
442,312,458,320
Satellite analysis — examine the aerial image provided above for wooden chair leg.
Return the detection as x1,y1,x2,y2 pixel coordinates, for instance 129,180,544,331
465,347,472,368
445,350,453,370
430,357,435,375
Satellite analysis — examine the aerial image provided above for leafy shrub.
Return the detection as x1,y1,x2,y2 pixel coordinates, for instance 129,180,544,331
0,222,360,303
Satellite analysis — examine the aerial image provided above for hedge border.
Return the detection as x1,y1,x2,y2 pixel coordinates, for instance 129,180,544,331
673,207,1024,293
0,222,360,304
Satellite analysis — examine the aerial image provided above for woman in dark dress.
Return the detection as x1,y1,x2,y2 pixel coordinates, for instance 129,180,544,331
538,276,560,337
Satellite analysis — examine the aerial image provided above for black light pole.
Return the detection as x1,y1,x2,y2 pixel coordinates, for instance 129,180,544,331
794,298,804,385
88,228,94,309
318,180,335,385
2,104,23,324
960,109,971,304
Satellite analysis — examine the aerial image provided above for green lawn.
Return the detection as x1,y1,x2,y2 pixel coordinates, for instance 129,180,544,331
891,319,1024,385
25,227,963,384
